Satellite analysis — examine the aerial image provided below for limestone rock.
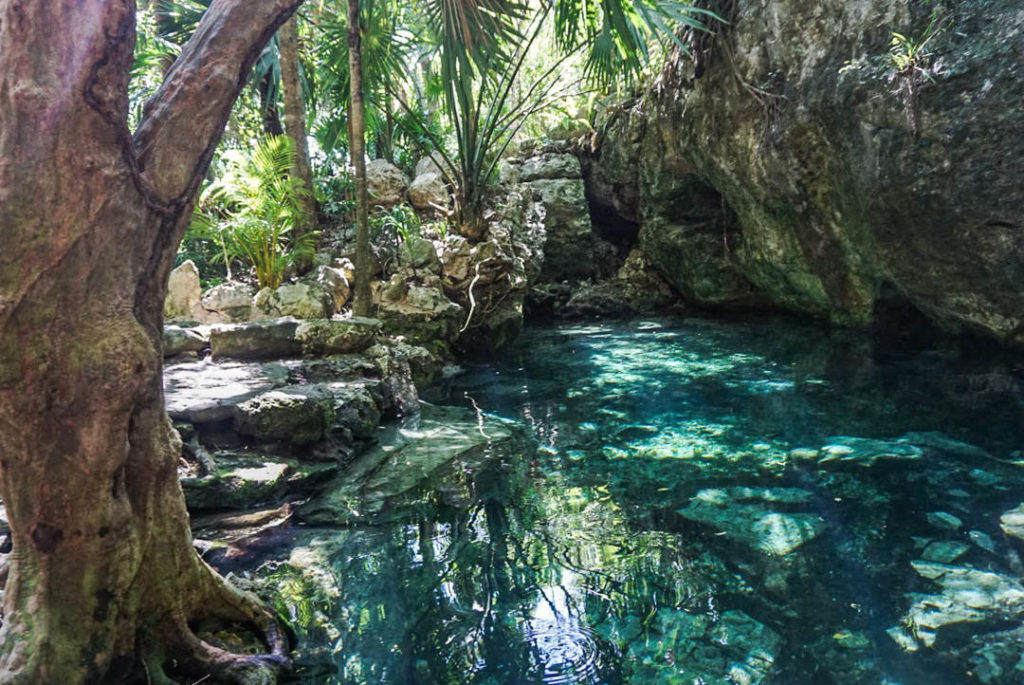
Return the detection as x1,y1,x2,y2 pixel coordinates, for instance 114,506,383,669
517,152,582,182
595,0,1024,341
253,282,333,320
209,318,301,360
415,153,450,179
303,265,350,313
164,260,202,320
528,177,595,282
163,325,208,357
182,454,335,511
678,486,825,556
890,562,1024,650
299,405,522,524
164,359,293,424
199,281,255,323
366,159,408,207
398,236,441,273
374,283,463,346
1000,504,1024,545
407,172,448,211
234,385,335,445
817,436,923,467
295,317,381,356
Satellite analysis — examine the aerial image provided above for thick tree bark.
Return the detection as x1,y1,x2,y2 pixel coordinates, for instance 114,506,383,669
278,13,317,239
0,1,302,683
349,0,374,317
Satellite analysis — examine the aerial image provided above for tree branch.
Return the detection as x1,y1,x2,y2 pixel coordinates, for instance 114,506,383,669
133,0,304,206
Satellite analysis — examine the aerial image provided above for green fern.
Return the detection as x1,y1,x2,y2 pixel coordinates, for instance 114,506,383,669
190,135,315,290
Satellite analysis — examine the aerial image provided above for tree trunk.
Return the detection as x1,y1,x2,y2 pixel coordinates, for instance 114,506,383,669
0,1,302,683
258,69,286,136
278,13,318,240
349,0,374,317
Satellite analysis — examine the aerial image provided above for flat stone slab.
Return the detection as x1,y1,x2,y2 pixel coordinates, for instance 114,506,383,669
163,324,209,357
164,360,294,423
210,318,301,359
183,452,336,511
678,487,825,556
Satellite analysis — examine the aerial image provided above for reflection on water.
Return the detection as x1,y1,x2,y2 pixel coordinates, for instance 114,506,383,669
244,317,1024,684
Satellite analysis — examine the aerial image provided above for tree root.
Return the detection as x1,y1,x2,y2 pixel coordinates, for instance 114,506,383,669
147,563,290,685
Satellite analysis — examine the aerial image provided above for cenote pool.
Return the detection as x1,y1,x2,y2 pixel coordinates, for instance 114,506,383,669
223,317,1024,684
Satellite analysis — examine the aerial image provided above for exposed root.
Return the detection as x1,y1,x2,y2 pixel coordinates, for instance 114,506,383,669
142,562,290,685
200,568,290,663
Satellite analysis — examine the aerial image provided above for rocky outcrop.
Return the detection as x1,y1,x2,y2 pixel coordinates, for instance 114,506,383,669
589,0,1024,345
505,151,600,282
366,159,408,207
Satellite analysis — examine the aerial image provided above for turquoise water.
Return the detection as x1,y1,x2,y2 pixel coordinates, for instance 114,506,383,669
246,317,1024,684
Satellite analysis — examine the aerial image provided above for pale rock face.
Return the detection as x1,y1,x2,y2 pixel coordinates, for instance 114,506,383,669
303,265,351,313
407,172,448,211
414,154,448,179
164,260,203,321
253,282,332,320
366,159,409,207
198,281,255,323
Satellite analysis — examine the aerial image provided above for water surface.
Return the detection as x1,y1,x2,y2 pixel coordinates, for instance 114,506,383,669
249,317,1024,684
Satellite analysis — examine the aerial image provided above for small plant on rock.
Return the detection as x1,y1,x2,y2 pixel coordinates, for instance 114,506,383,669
888,9,948,134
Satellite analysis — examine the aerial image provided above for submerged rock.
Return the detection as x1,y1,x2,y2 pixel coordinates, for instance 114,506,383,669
625,608,783,684
817,436,923,467
678,487,825,556
299,405,522,524
890,562,1024,651
1000,504,1024,546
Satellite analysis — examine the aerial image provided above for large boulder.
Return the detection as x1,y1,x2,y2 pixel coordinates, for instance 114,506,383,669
302,265,351,313
209,318,301,360
199,281,255,323
374,283,463,347
407,172,448,211
398,236,442,273
414,154,448,179
164,260,202,320
234,385,336,445
596,0,1024,343
295,317,381,356
253,282,333,320
366,159,408,207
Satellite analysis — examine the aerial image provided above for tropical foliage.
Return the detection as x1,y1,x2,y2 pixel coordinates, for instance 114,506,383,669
137,0,715,294
191,136,316,289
